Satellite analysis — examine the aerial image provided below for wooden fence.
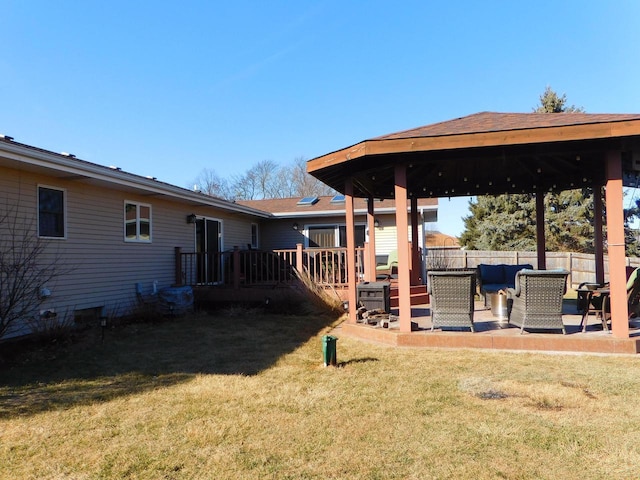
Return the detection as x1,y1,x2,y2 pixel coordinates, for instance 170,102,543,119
426,248,640,290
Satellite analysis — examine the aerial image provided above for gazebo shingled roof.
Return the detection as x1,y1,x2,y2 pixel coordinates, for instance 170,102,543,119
308,112,640,199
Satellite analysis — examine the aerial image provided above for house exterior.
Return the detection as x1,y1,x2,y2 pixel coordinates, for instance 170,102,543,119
237,196,439,254
0,134,446,340
0,136,269,339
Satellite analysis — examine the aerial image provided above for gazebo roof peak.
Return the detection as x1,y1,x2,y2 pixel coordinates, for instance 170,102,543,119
373,111,640,141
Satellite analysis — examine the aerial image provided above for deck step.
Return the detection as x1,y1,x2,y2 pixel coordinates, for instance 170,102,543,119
390,285,429,308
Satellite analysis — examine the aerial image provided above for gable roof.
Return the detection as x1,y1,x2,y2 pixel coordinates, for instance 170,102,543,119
237,196,437,218
0,136,270,218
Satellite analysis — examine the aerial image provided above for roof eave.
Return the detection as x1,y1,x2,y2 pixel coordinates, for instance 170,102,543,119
0,139,271,218
268,204,438,218
307,118,640,175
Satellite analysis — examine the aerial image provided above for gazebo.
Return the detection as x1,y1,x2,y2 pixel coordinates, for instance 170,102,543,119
307,112,640,349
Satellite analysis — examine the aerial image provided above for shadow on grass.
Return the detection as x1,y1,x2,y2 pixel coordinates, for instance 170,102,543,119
0,310,339,418
337,357,379,367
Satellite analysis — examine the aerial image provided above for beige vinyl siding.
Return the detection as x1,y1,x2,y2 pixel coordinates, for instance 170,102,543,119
1,166,258,336
258,219,307,251
258,212,431,253
366,214,423,255
222,215,255,251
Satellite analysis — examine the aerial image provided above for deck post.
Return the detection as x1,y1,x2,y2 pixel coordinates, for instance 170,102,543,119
296,243,304,274
174,247,183,286
410,197,420,284
233,246,241,289
345,179,358,324
394,164,412,332
605,151,629,338
366,195,377,282
535,193,546,269
594,186,605,285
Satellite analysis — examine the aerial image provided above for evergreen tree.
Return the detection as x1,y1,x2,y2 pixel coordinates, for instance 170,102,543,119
459,194,537,250
460,87,602,253
534,85,584,113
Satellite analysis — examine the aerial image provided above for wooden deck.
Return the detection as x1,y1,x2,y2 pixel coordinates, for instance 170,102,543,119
338,300,640,355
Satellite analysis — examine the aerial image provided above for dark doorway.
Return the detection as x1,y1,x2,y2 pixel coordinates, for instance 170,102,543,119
195,218,222,284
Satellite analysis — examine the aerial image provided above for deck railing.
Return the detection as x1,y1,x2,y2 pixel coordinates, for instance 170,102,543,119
175,245,365,288
175,244,640,291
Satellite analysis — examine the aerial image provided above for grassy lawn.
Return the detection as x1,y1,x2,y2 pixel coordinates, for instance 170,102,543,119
2,309,640,479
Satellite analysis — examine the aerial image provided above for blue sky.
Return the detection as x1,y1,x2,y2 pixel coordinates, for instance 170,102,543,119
2,1,640,236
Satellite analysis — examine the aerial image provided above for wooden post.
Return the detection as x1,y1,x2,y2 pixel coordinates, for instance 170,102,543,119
605,151,629,338
395,164,412,332
296,243,304,273
594,186,605,285
174,247,183,286
233,246,241,289
345,179,358,324
535,193,546,269
366,195,377,282
410,197,420,284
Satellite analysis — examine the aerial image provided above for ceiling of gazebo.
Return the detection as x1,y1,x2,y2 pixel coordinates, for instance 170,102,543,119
307,112,640,199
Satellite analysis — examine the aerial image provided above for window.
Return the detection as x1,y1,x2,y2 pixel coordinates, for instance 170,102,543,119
297,196,319,206
38,186,65,238
307,225,366,248
251,223,259,249
339,225,366,247
308,227,336,248
124,201,151,242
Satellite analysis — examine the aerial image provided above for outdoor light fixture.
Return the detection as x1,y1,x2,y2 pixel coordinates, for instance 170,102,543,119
374,219,380,227
293,222,299,230
186,214,197,224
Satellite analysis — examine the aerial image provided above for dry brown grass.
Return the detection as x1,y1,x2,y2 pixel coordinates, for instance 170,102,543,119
2,311,640,479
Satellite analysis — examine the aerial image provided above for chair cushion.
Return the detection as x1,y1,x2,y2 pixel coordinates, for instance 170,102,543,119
627,267,640,290
479,264,504,284
503,264,532,288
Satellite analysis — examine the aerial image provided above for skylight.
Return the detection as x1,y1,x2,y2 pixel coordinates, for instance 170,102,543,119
330,194,345,204
297,196,319,206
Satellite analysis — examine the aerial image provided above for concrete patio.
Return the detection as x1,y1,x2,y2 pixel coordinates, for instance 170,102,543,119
338,300,640,355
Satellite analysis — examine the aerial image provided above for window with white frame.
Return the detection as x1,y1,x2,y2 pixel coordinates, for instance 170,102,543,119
38,186,66,238
251,223,259,249
124,201,151,242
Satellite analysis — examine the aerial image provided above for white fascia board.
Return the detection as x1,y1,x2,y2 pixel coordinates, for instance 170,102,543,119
270,204,437,218
0,140,271,218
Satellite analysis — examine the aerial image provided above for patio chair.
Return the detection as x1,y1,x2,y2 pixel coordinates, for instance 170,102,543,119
579,267,640,324
598,267,640,324
427,270,476,332
376,249,398,279
506,269,569,334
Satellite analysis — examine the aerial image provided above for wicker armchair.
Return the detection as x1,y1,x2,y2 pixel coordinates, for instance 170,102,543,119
427,270,476,332
507,269,569,334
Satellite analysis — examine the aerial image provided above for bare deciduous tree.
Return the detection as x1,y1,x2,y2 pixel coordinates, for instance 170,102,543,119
192,156,337,201
191,168,233,199
288,157,336,198
0,203,65,339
